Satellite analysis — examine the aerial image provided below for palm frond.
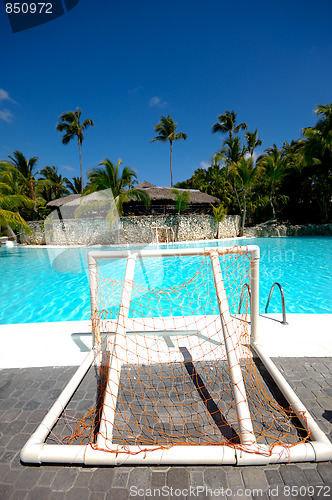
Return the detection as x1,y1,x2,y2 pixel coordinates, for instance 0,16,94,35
124,188,150,208
211,204,226,222
0,208,31,233
0,192,34,210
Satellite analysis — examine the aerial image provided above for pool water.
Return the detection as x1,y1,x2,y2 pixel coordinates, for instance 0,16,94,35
0,237,331,324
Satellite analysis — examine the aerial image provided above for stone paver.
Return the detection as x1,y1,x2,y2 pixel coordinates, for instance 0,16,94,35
204,467,227,489
0,358,331,499
242,467,269,490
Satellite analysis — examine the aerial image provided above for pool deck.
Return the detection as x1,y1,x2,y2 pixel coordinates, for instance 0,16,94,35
0,314,331,498
1,313,331,368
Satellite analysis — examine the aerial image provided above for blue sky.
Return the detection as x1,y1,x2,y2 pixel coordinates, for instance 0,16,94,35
0,0,331,188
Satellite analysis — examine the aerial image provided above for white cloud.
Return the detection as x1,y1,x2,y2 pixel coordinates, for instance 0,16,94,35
200,161,211,170
0,89,17,122
62,165,76,172
244,151,259,163
0,89,16,104
128,86,143,95
149,96,167,108
0,109,14,123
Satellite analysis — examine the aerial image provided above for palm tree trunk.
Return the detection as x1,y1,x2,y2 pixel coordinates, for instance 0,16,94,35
29,180,37,212
240,190,247,237
6,224,17,241
170,141,173,187
78,138,83,194
233,181,241,217
175,211,180,240
270,182,276,219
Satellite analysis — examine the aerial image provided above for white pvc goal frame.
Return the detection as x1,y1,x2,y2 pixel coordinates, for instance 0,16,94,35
20,245,332,465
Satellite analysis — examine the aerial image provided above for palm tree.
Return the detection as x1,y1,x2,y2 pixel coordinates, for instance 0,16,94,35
85,158,150,216
56,108,94,194
216,136,245,173
171,189,190,213
0,169,34,235
261,143,280,160
38,166,70,202
291,102,332,222
0,161,26,197
212,110,247,141
298,127,332,222
214,136,244,215
171,189,191,240
315,101,332,134
7,151,38,207
0,205,31,236
176,165,233,211
245,129,262,159
65,176,82,194
211,204,226,239
235,157,257,236
151,115,187,187
259,154,284,220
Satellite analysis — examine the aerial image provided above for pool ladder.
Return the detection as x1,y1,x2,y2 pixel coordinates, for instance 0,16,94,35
238,282,288,325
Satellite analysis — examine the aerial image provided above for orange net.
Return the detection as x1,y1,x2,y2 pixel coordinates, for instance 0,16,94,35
63,247,309,455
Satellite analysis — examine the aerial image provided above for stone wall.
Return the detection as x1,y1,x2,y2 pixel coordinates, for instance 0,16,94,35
23,219,120,245
23,214,240,245
244,223,332,238
23,221,46,245
23,216,332,246
121,214,240,244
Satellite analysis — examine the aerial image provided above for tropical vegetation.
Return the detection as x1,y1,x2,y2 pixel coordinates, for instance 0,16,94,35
151,115,187,187
38,166,71,203
177,102,332,227
171,189,191,240
0,160,35,235
211,204,226,239
0,101,331,239
56,108,94,194
84,158,150,217
212,110,247,141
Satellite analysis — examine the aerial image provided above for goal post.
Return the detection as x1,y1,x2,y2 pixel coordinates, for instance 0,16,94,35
21,244,332,465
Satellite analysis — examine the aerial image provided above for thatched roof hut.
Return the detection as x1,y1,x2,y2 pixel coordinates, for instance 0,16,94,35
127,182,220,214
135,182,219,204
46,183,220,216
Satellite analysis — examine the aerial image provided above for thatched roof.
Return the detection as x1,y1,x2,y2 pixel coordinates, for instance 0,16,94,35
46,191,115,209
46,191,117,220
64,191,115,207
136,181,155,189
46,184,220,210
134,182,220,205
47,194,81,208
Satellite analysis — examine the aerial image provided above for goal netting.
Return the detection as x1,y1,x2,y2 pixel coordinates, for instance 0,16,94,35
20,245,332,465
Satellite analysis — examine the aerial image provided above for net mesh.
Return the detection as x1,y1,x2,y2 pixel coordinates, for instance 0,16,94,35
62,247,310,456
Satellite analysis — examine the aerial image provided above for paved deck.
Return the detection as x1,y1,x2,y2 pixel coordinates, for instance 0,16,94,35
0,357,331,499
0,314,331,498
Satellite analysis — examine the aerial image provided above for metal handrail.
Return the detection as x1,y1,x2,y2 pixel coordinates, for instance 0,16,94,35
265,282,288,325
238,283,251,314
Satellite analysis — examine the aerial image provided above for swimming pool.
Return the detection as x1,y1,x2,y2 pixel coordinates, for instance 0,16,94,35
0,237,331,324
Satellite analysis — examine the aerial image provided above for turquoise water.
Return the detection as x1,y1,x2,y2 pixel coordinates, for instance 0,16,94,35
0,237,331,324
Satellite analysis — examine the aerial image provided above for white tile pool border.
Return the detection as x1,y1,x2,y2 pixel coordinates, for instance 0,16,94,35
0,313,331,369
